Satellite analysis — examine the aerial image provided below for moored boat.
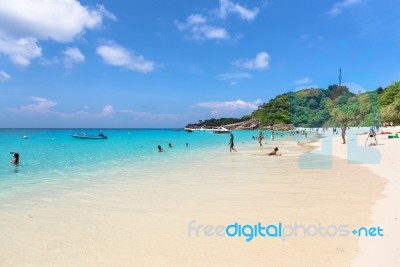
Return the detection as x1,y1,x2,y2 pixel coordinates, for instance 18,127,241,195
71,133,108,139
213,127,230,134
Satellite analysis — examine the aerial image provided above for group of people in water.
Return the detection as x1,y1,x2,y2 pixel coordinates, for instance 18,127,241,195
158,142,189,152
156,132,280,156
252,131,281,142
229,132,281,156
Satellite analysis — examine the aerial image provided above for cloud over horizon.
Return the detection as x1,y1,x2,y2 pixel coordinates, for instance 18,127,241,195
194,99,262,116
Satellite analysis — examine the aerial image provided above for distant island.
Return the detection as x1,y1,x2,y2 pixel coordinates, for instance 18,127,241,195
186,81,400,130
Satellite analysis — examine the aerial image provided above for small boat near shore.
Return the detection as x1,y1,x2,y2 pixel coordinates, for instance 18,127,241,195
71,133,108,139
213,127,230,134
185,126,230,134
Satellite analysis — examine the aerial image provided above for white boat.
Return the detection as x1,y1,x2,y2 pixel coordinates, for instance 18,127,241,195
71,133,108,139
193,127,214,131
213,127,230,134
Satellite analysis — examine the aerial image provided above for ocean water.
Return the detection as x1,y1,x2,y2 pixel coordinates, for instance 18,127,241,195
0,129,307,170
0,129,317,196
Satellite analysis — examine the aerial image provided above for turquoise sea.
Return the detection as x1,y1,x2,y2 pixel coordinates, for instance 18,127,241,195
0,129,316,195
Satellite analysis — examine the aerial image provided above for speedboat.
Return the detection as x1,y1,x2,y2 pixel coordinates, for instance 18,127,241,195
213,127,230,134
71,133,108,139
184,128,194,133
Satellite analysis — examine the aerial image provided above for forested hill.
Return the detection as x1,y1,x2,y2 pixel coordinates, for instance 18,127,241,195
250,82,400,127
186,82,400,129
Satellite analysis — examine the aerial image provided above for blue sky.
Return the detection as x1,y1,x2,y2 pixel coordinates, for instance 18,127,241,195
0,0,399,128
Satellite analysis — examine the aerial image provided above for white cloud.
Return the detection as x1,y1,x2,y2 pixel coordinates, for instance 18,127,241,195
8,97,115,120
176,0,260,42
217,72,252,85
39,56,59,66
293,77,313,85
329,0,362,17
0,70,11,82
0,0,115,66
101,105,115,116
175,14,229,41
120,110,179,120
0,1,115,42
9,96,57,114
195,99,262,111
233,52,270,70
55,105,115,120
96,42,156,73
0,37,42,66
218,0,259,21
63,47,85,68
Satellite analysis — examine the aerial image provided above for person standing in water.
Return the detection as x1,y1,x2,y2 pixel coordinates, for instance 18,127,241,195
228,133,237,152
10,152,19,164
258,131,264,146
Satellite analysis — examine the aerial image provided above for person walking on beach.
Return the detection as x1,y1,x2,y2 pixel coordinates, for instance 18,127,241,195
258,131,264,146
271,131,275,141
228,133,237,152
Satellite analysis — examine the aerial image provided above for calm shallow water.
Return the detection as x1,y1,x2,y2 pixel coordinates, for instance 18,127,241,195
0,129,316,192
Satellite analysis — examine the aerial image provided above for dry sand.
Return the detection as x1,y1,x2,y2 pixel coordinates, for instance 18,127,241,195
307,126,400,267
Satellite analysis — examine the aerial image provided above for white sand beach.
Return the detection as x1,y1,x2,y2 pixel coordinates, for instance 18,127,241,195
307,127,400,267
0,129,398,266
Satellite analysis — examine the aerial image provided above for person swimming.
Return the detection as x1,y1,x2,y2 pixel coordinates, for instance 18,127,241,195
157,145,163,152
168,143,172,148
10,152,19,164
